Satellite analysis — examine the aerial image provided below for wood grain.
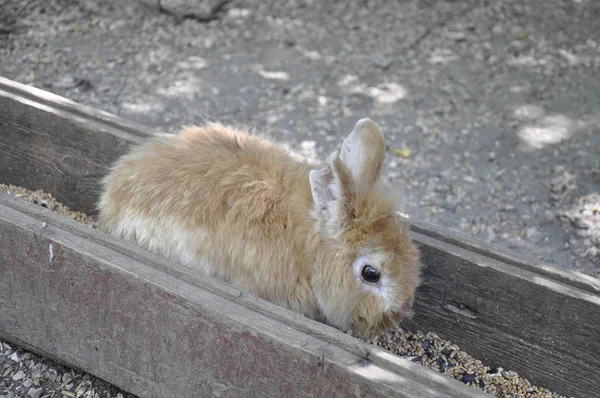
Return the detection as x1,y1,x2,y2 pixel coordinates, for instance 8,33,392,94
411,220,600,295
1,76,599,397
408,232,600,397
0,193,484,398
0,76,154,215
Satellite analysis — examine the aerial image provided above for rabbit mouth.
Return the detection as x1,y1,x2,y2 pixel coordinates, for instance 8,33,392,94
373,305,414,335
353,311,400,337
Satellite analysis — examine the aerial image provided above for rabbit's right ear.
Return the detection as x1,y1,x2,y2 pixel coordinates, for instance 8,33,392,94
310,150,356,236
339,118,386,193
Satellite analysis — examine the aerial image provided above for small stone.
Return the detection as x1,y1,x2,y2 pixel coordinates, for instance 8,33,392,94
526,227,537,239
373,54,392,70
28,388,43,398
44,368,58,382
9,351,21,362
23,378,34,388
53,76,92,91
445,31,466,41
53,76,78,89
153,0,227,20
486,227,496,242
12,370,27,380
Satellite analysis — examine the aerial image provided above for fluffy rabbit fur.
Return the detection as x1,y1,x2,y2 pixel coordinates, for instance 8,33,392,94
97,118,422,336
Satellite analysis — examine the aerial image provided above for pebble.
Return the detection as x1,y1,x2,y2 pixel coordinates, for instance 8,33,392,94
445,31,467,42
27,388,43,398
53,76,78,89
12,370,26,381
23,378,34,388
373,54,392,70
8,352,20,362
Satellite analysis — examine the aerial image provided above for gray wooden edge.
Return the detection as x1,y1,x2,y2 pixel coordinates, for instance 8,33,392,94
0,192,485,398
410,220,600,295
0,76,156,140
1,76,599,397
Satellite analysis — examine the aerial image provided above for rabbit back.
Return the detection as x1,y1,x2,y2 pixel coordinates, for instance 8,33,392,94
97,123,321,318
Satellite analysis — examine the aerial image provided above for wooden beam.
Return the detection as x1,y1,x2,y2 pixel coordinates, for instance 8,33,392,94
1,76,599,397
0,193,484,398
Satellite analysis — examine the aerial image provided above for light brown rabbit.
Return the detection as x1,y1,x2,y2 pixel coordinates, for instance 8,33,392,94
97,118,422,336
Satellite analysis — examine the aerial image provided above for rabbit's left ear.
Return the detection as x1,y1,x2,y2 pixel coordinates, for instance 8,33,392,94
309,151,356,236
339,118,386,192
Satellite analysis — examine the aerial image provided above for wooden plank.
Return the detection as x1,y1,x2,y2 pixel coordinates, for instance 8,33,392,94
1,76,599,397
410,232,600,397
0,192,485,398
411,220,600,295
0,76,156,215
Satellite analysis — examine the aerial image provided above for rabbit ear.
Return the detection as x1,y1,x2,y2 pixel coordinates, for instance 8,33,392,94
310,150,356,235
339,118,386,192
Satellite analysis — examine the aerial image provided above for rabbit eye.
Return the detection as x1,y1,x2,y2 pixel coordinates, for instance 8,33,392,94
361,265,380,283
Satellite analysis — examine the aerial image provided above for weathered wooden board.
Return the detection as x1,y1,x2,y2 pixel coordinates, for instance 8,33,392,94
411,232,600,396
0,192,485,398
1,76,599,397
0,76,153,214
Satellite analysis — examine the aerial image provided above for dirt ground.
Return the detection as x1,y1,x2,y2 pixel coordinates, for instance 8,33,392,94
1,0,599,277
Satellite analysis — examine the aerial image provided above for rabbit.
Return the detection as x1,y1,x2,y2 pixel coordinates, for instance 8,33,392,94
96,118,422,337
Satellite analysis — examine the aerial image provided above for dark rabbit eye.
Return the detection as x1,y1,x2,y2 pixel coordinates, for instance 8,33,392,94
361,265,380,283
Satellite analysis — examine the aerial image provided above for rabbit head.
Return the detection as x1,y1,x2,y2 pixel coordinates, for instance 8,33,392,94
309,118,422,337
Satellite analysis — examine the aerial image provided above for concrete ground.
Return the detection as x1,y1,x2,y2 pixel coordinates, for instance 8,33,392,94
2,1,600,268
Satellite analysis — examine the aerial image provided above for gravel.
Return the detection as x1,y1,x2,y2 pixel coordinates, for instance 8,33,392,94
0,183,571,397
558,192,600,261
0,340,134,398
